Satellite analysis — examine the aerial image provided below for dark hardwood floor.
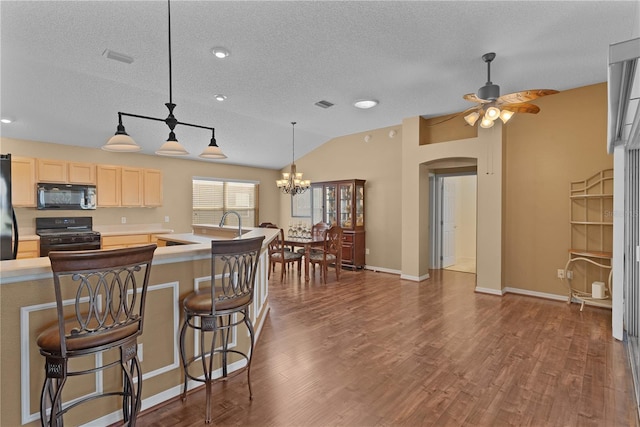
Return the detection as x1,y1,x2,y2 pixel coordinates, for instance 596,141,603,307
136,268,639,426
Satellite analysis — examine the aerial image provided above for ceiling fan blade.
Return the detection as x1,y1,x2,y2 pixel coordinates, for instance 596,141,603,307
463,93,491,104
501,103,541,114
497,89,559,104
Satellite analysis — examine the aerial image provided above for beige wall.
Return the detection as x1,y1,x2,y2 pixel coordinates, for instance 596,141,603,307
277,125,403,272
503,83,612,294
0,138,281,234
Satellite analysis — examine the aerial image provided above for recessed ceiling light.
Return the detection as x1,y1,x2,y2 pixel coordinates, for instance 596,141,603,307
211,47,230,59
0,117,13,124
354,99,378,109
214,94,227,101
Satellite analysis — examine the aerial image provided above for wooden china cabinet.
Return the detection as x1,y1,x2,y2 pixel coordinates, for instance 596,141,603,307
311,179,365,269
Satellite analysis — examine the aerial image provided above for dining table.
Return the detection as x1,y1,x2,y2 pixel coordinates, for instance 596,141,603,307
282,236,325,282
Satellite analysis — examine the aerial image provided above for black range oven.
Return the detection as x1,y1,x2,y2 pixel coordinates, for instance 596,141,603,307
36,217,101,257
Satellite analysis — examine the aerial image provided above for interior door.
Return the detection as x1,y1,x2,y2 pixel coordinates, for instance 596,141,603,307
442,178,456,267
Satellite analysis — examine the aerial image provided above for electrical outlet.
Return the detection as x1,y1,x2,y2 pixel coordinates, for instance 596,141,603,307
557,269,565,279
121,216,127,224
566,270,573,279
164,216,170,223
365,248,370,255
138,343,143,362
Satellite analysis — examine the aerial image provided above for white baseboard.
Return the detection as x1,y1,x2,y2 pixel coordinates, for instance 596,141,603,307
502,286,570,302
364,265,402,275
475,286,504,296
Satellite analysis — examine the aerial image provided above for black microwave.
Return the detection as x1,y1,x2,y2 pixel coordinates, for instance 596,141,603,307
37,183,97,210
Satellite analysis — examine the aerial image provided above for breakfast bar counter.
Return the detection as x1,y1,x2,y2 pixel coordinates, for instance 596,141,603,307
0,227,278,427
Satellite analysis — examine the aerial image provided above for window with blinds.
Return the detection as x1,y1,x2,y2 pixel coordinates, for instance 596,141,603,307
192,179,258,226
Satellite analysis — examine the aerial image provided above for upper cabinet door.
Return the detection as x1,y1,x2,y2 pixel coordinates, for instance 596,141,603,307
37,159,67,183
11,156,37,207
121,167,143,207
68,162,96,184
96,165,121,207
143,169,163,207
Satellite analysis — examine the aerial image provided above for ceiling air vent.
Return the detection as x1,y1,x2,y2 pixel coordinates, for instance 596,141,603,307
102,49,134,64
314,100,334,109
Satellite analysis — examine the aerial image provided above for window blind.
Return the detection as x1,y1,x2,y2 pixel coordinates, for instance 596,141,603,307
193,179,258,226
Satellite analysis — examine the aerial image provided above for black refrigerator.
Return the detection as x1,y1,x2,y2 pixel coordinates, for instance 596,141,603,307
1,154,19,260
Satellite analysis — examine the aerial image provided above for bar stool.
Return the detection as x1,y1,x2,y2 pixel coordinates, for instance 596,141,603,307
179,236,264,423
37,244,156,427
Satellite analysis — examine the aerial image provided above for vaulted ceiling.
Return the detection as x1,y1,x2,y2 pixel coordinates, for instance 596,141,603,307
1,1,639,169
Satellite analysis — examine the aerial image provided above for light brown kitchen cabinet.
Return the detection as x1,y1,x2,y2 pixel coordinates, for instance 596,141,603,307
101,234,150,250
16,239,39,259
37,158,67,183
311,179,365,269
143,169,163,207
11,156,37,207
121,167,144,207
96,165,121,207
68,162,96,184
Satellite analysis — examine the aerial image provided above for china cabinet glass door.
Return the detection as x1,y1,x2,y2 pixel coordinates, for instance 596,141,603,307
324,184,337,226
339,183,353,228
355,182,364,227
311,185,324,225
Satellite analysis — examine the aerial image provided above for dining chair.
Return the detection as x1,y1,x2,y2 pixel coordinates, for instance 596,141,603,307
268,228,302,282
308,225,343,284
37,244,157,427
179,236,264,423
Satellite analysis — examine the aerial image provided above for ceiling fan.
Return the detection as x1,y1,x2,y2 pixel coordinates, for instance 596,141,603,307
462,52,559,128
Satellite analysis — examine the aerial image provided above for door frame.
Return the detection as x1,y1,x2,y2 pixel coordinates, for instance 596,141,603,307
429,171,477,270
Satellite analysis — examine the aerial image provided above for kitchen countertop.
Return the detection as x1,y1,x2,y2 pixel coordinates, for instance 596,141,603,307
0,227,278,284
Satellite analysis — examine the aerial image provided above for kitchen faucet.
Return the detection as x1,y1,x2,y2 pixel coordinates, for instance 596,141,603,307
219,211,242,237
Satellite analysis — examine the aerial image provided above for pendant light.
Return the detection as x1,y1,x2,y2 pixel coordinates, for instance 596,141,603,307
276,122,311,195
103,0,226,160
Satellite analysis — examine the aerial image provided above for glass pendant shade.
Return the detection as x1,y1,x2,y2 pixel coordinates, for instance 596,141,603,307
480,116,495,128
500,110,514,123
199,144,227,159
485,106,501,120
464,111,480,126
199,134,227,159
156,135,189,156
102,133,142,152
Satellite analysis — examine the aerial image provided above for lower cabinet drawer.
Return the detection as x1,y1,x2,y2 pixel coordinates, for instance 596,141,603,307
101,234,150,249
342,233,354,243
17,240,39,259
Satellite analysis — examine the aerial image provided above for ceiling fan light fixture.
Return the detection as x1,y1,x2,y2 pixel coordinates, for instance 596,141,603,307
500,110,515,124
485,106,501,121
480,116,495,129
464,111,480,126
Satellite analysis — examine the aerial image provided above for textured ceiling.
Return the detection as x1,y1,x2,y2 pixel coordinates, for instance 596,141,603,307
1,1,639,169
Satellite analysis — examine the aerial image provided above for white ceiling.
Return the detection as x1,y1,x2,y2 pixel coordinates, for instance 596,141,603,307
1,1,639,170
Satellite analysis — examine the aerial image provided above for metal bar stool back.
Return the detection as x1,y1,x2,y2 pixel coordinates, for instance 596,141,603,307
37,244,157,426
179,236,265,423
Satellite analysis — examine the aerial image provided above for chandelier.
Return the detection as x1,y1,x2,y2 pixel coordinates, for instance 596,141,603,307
276,122,310,195
102,0,226,159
